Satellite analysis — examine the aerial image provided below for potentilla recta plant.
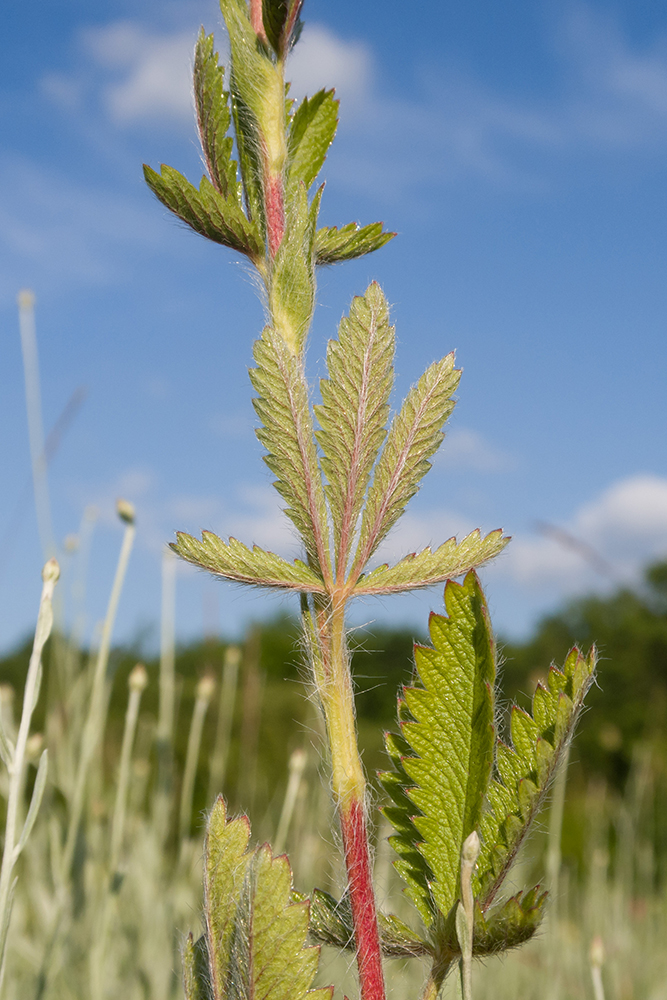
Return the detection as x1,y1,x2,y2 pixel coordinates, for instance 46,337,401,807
144,2,596,998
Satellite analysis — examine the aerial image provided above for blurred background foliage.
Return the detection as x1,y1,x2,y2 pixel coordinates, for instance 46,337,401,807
1,559,666,998
2,559,666,869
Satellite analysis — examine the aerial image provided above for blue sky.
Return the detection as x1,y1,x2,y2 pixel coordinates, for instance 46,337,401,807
1,0,667,653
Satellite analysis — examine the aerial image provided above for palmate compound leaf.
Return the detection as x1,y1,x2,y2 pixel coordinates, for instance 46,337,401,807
350,354,461,580
474,646,597,907
171,531,326,593
354,529,510,596
314,222,396,265
194,797,332,1000
250,324,330,575
314,282,394,569
379,571,496,925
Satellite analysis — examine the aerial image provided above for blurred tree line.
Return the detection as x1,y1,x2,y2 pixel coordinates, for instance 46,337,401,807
1,560,666,852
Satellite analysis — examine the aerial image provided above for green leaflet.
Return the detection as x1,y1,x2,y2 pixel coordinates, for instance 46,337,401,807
286,90,339,201
354,529,510,595
268,184,321,353
352,353,461,576
183,933,208,1000
474,647,596,906
143,165,263,259
250,325,330,574
262,0,304,57
229,84,266,234
193,30,241,203
315,222,396,264
204,799,252,997
198,798,332,1000
308,887,430,958
472,888,548,955
221,0,285,229
220,0,274,233
315,283,394,570
379,712,436,925
380,572,496,924
171,531,326,592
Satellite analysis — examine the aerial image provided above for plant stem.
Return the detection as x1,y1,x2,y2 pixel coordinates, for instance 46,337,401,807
62,506,135,879
179,675,215,845
274,747,306,855
110,663,148,874
153,545,176,841
0,559,58,985
18,289,55,561
207,645,240,803
315,595,386,1000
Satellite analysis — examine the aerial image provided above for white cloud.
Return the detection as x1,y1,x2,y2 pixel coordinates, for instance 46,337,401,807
37,8,667,196
0,155,167,301
287,24,373,110
577,474,667,561
437,428,515,473
42,20,370,128
492,474,667,594
82,23,196,123
353,474,667,615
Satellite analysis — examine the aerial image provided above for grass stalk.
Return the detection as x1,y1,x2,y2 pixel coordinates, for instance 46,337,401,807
589,936,606,1000
207,644,240,803
110,663,148,874
179,675,215,846
0,559,58,985
153,546,176,841
90,663,149,1000
546,744,570,893
239,628,264,811
274,747,306,855
17,290,55,562
61,501,135,879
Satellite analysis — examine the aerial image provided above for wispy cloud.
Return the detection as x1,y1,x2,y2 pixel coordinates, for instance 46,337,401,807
42,23,196,125
436,428,516,473
82,23,196,124
366,473,667,612
487,474,667,599
36,8,667,199
324,6,667,199
0,155,167,301
287,24,373,111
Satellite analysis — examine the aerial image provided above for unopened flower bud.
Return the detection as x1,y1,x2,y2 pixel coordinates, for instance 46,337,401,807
197,675,216,702
129,663,148,693
590,935,604,969
116,499,135,525
17,289,35,311
64,534,79,554
461,830,481,865
42,558,60,583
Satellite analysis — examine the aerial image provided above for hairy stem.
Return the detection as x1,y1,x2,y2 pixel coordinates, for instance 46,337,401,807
315,595,386,1000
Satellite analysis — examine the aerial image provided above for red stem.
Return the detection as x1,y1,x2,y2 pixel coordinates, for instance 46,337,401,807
265,173,285,258
340,798,386,1000
249,0,268,44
